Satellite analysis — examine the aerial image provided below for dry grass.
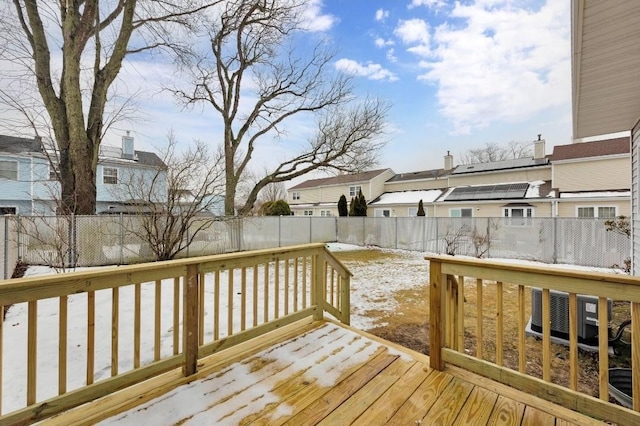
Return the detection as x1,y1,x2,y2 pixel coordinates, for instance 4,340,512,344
334,249,633,400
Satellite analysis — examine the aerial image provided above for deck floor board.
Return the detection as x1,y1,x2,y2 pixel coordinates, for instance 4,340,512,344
48,320,608,426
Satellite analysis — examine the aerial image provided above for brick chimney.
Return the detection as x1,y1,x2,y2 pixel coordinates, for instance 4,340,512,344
534,134,545,159
444,151,453,170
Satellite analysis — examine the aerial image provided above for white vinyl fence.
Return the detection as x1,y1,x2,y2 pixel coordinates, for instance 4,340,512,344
0,215,630,273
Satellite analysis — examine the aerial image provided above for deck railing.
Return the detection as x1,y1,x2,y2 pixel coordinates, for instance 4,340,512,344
0,243,350,425
428,255,640,425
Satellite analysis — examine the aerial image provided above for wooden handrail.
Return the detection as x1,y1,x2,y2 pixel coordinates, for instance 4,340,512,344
0,243,350,425
427,254,640,424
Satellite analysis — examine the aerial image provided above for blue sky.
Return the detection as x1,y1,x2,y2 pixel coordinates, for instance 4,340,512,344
5,1,572,179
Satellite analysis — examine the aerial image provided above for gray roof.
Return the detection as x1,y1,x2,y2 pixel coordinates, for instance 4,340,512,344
0,134,165,168
289,169,392,190
0,135,41,154
452,157,549,175
386,168,453,182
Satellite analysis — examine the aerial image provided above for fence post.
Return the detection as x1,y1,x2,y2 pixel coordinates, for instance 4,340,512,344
183,264,199,376
422,216,426,253
486,217,491,259
17,215,22,261
67,214,74,268
429,258,445,370
553,217,558,264
436,217,440,254
395,217,398,249
119,213,124,265
3,215,8,279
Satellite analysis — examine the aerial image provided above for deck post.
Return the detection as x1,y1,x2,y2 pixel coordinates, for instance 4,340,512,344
429,259,445,370
341,274,351,325
184,264,199,376
313,252,325,320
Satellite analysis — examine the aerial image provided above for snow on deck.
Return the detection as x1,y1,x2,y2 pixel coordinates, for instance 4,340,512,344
99,322,410,425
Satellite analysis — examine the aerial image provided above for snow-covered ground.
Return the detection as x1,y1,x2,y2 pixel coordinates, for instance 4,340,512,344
1,244,622,416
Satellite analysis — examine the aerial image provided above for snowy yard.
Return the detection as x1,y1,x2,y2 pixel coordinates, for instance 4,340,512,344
1,243,622,417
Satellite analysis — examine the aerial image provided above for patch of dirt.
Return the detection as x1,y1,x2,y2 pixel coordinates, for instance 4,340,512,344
335,249,633,402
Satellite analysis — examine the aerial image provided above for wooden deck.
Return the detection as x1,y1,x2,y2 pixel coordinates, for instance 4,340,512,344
46,319,605,426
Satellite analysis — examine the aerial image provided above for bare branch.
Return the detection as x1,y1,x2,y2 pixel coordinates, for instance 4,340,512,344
174,0,388,215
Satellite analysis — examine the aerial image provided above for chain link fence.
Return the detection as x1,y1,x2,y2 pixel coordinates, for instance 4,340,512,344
0,215,630,273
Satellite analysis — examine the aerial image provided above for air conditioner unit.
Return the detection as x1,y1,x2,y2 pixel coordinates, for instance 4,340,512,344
528,288,612,347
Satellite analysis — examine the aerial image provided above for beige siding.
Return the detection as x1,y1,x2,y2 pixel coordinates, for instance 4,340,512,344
290,170,394,207
557,200,630,218
366,203,435,217
383,178,448,192
369,169,396,200
448,167,550,187
573,0,640,139
553,156,630,191
433,201,552,218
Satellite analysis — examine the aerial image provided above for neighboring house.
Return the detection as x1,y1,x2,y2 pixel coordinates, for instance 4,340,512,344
570,0,640,273
0,133,166,215
368,189,443,217
287,136,631,219
0,135,59,215
436,139,552,218
96,135,167,214
551,138,630,219
288,168,395,216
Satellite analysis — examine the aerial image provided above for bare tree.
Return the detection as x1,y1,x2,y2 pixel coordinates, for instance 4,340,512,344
115,133,226,261
260,182,287,203
174,0,388,215
460,141,532,165
0,1,221,214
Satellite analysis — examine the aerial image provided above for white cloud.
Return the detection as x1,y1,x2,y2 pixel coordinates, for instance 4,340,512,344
375,9,389,22
394,19,431,56
300,0,337,32
417,1,570,135
335,58,398,82
386,48,398,63
408,0,447,10
374,37,394,48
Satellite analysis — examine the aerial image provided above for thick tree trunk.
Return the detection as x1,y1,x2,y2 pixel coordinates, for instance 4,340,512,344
224,155,237,216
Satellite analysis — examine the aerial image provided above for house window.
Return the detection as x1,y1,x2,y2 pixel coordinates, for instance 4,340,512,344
49,164,59,181
408,207,418,217
0,160,18,180
303,210,313,216
0,207,17,215
349,185,361,197
103,167,118,184
320,210,331,217
292,192,300,201
450,208,472,218
577,206,617,218
504,206,534,226
375,208,391,217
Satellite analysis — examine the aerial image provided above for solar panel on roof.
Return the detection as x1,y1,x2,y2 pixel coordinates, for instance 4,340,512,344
445,183,529,201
